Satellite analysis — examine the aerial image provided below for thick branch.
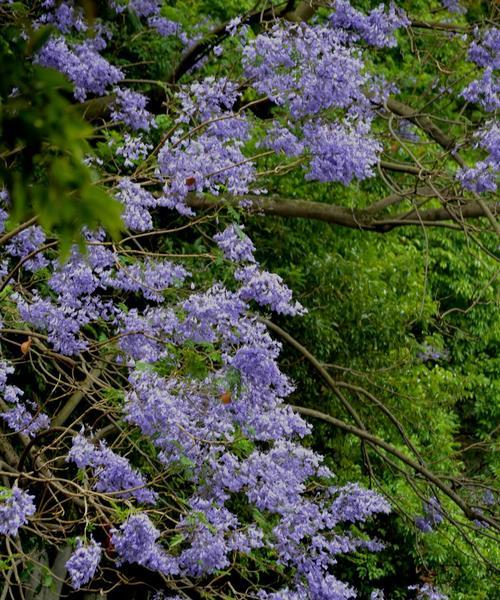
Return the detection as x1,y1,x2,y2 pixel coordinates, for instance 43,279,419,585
186,193,499,232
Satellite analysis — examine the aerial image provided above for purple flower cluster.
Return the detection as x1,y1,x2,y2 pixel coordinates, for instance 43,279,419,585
263,123,304,157
243,23,367,117
176,77,240,123
158,127,254,215
409,583,448,600
68,434,157,504
462,28,499,112
468,28,499,69
214,224,256,263
38,1,88,33
5,226,48,272
457,121,499,193
415,496,444,532
115,178,159,231
65,538,102,589
111,88,155,131
329,1,409,48
440,0,466,14
114,133,153,167
148,16,183,39
107,258,189,302
37,37,123,102
0,359,50,437
0,485,36,536
235,265,305,315
111,513,179,574
303,119,382,185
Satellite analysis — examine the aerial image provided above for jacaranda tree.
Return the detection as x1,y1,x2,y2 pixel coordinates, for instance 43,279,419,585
0,1,498,599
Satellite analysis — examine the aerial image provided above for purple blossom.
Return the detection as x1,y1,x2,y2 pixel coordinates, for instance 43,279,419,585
263,123,304,157
0,485,36,536
114,133,153,167
1,402,50,437
128,0,160,18
303,119,382,185
0,206,7,235
68,434,157,504
440,0,466,14
176,77,240,123
6,226,48,272
456,160,497,193
0,359,50,437
243,23,367,117
409,583,448,600
105,258,189,302
415,516,434,533
329,1,409,48
235,265,305,315
159,129,255,216
111,87,155,131
38,1,88,33
115,178,159,231
37,37,123,102
15,293,98,355
461,67,499,112
148,16,183,38
414,496,443,532
214,224,256,263
468,28,499,69
65,538,102,590
483,488,495,506
111,513,179,575
0,360,15,391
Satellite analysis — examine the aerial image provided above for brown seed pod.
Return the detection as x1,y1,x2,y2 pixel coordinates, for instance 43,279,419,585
220,390,231,404
20,337,32,355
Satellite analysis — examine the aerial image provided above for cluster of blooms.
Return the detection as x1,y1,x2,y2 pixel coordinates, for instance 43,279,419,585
213,224,256,263
0,485,36,536
38,0,88,34
115,178,160,231
370,585,448,600
159,128,255,214
415,496,444,533
243,22,368,118
111,0,185,40
440,0,466,15
328,1,409,48
303,118,382,184
408,583,449,600
114,133,153,167
111,87,155,131
65,538,102,589
37,36,123,102
0,359,50,437
462,28,499,112
68,433,158,504
457,120,499,193
11,236,193,355
5,225,48,272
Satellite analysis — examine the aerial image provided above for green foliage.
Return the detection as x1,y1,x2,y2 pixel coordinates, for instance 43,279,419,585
0,19,123,254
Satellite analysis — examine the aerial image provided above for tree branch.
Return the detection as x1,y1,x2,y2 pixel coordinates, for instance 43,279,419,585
186,193,498,232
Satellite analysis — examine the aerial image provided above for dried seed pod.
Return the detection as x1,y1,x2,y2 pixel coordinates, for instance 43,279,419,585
220,390,231,404
20,337,32,355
